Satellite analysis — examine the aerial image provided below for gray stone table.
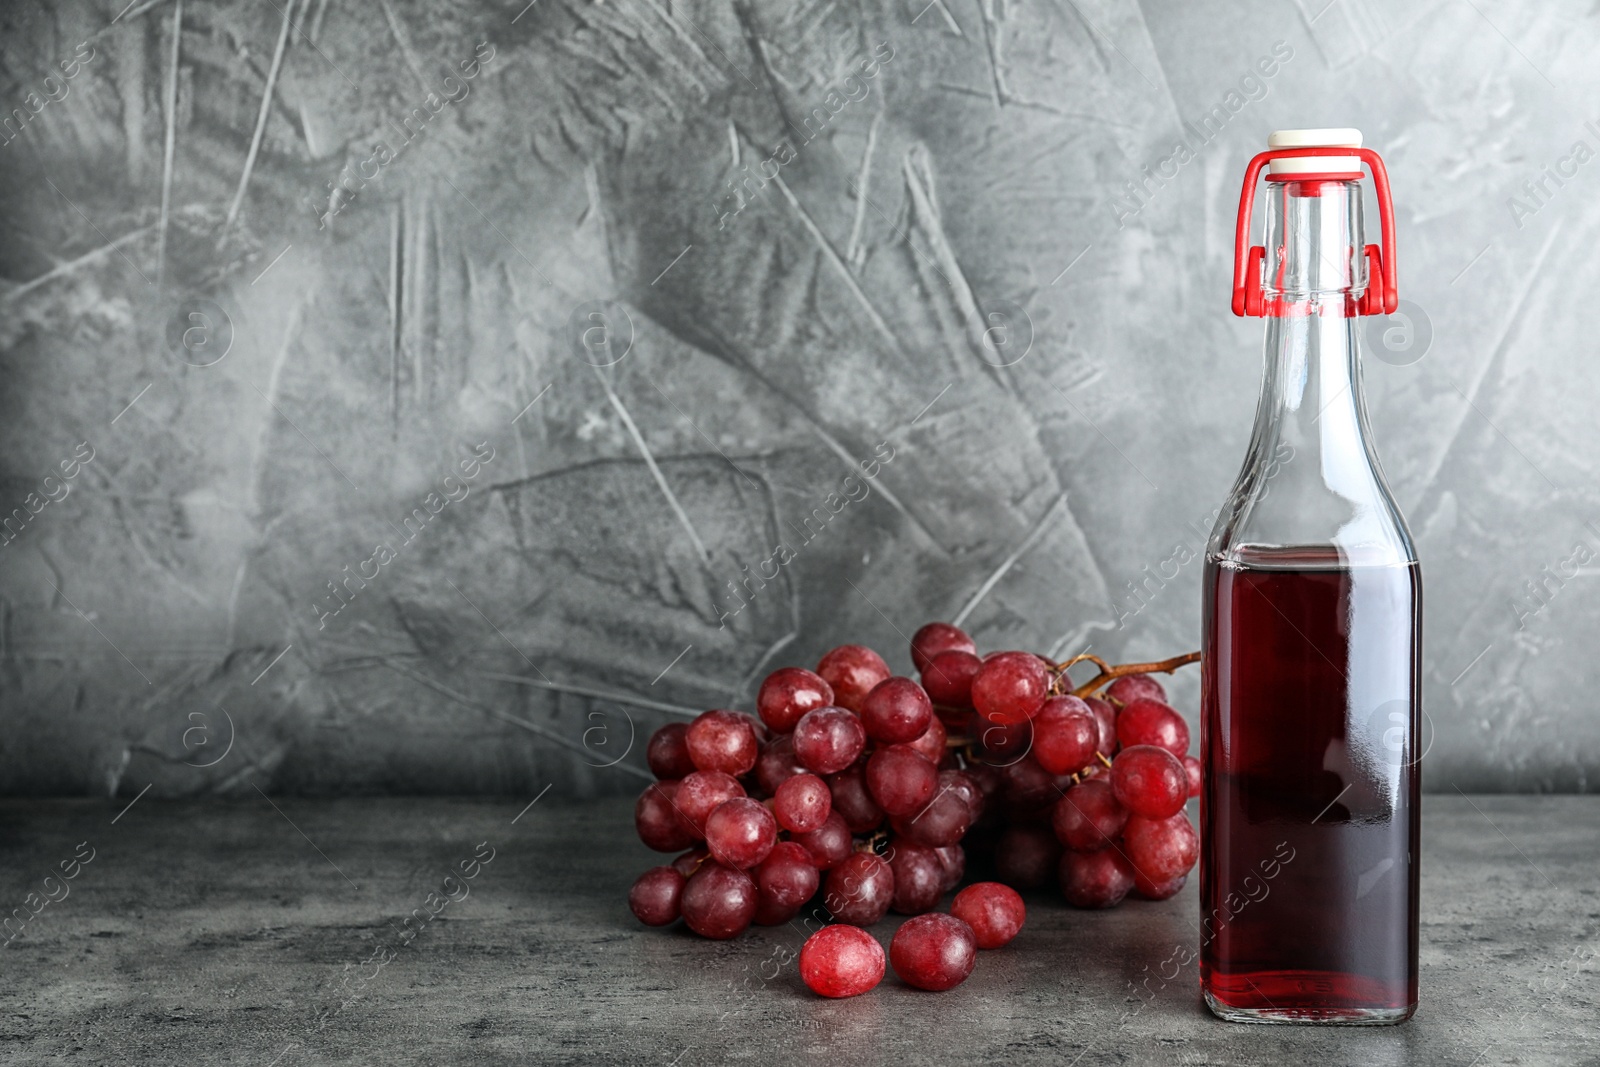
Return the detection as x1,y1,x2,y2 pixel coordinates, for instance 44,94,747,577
1,795,1596,1066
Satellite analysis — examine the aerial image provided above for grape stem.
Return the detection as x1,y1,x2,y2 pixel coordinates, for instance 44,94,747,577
1062,650,1201,700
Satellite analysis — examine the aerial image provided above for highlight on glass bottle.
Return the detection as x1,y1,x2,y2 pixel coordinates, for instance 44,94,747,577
1201,129,1421,1025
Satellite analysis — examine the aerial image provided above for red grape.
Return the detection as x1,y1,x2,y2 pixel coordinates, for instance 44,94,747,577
896,782,973,849
996,755,1059,813
704,797,778,869
792,706,867,775
865,745,938,816
824,851,895,926
799,925,884,998
994,825,1062,890
686,709,760,776
1105,674,1166,707
635,781,696,852
1183,755,1202,798
921,649,982,710
935,843,966,892
906,713,947,765
951,882,1025,949
1109,744,1188,819
681,861,758,938
628,866,685,926
753,734,806,795
889,913,977,991
973,713,1034,764
861,676,934,744
753,841,820,925
1115,698,1189,757
1085,697,1117,756
1133,870,1187,901
757,667,835,733
1031,695,1099,775
671,846,709,878
938,769,985,822
910,622,977,673
792,811,853,870
674,770,745,837
886,838,946,915
647,723,695,780
971,651,1050,725
1051,778,1128,852
827,766,885,833
1059,848,1135,908
816,645,891,713
1122,812,1199,884
774,773,832,834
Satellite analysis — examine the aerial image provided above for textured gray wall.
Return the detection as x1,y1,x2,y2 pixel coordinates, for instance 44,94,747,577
0,0,1594,797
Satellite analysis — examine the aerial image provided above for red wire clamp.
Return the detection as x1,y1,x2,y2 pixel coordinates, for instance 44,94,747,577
1230,146,1398,318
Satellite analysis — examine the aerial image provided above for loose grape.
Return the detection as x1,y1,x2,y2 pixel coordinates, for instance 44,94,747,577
753,841,820,925
792,706,867,775
1115,698,1190,757
792,811,853,870
950,882,1025,949
774,773,832,834
753,734,806,796
1122,811,1199,883
757,667,835,734
1051,778,1128,852
674,770,745,837
816,645,891,713
647,723,695,780
824,851,895,926
799,924,884,998
628,866,685,926
910,622,977,673
865,745,938,816
635,781,696,852
890,913,977,991
1183,755,1202,798
704,797,778,869
921,649,982,710
680,861,758,939
994,825,1062,890
886,838,946,915
1110,744,1188,819
826,766,885,833
971,651,1050,725
1105,674,1166,707
860,676,935,744
1031,695,1099,775
1059,848,1135,908
686,709,760,776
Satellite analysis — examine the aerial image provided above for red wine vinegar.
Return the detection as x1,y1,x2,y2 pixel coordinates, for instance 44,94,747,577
1201,546,1421,1023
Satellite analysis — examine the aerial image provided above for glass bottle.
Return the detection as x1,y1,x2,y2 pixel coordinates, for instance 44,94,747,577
1200,129,1420,1025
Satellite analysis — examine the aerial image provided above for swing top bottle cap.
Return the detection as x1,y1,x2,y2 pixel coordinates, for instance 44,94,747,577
1267,128,1362,176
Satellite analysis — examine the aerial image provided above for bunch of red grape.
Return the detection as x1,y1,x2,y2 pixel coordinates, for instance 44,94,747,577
628,623,1201,996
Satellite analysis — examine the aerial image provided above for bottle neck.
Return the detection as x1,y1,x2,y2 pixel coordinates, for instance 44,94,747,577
1217,179,1415,566
1254,179,1371,488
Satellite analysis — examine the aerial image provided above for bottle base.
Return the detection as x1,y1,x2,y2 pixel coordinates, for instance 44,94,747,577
1203,988,1415,1026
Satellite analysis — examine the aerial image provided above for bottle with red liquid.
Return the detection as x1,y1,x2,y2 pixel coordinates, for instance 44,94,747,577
1201,129,1420,1024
